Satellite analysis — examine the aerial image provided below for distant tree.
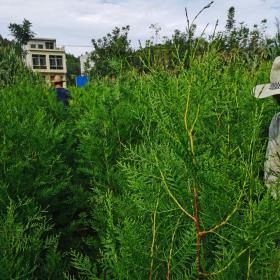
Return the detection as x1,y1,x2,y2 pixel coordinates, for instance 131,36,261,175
225,7,236,32
149,23,162,45
8,19,35,46
268,18,280,57
236,22,250,49
0,34,13,48
89,26,132,78
66,53,80,85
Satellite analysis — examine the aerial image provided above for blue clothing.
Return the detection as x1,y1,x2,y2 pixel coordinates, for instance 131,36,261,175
55,87,70,107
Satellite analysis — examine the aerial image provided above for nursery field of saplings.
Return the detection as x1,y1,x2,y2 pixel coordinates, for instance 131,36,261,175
1,46,280,280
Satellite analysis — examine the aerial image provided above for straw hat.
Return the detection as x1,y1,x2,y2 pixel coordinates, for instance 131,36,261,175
253,56,280,99
52,75,65,84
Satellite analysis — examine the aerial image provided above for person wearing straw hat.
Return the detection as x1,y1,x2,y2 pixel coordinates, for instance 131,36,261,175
52,75,70,108
253,56,280,198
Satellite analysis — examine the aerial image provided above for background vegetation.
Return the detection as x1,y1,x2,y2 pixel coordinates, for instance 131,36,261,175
1,3,280,279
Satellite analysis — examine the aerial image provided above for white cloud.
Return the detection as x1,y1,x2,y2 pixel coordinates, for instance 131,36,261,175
0,0,279,56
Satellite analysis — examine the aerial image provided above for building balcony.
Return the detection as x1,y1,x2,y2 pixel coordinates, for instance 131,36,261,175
24,45,65,52
32,68,66,73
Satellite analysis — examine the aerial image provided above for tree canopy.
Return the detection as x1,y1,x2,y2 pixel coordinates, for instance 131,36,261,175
8,18,35,46
89,25,132,77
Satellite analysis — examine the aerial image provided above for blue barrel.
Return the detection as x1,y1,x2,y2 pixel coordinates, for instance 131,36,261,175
75,75,89,87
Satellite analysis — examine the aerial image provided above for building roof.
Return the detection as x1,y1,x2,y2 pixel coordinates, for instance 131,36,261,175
29,37,56,42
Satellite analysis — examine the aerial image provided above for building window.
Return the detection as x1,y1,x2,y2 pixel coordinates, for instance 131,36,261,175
32,54,46,69
38,44,43,49
49,55,63,70
30,44,36,48
46,42,54,49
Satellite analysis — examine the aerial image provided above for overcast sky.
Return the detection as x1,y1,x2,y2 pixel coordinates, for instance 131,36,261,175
0,0,279,56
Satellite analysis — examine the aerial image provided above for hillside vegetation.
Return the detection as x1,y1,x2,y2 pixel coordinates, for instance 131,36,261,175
1,44,280,279
1,4,280,279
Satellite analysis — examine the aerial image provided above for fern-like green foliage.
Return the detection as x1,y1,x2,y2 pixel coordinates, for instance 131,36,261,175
1,44,280,279
66,51,280,279
0,199,64,279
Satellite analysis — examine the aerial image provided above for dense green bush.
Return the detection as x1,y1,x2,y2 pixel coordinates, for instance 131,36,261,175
1,46,280,279
0,48,91,277
0,199,63,279
65,51,280,279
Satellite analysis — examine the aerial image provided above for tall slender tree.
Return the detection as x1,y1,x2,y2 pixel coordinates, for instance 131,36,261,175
225,7,236,32
89,25,132,77
8,18,35,54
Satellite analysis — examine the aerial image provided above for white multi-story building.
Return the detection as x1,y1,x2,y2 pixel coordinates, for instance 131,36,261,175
24,38,67,86
80,52,94,75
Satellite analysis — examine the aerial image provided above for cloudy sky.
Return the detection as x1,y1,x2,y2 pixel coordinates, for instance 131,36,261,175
0,0,279,56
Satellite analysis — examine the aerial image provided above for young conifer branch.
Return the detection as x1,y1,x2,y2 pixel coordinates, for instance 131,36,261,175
211,20,219,41
191,23,210,62
247,252,252,280
199,190,243,237
184,91,200,162
185,1,214,38
155,68,251,278
199,246,250,278
191,1,214,27
149,195,160,280
183,91,246,278
158,167,195,222
193,185,202,276
185,8,190,35
166,215,182,280
199,23,210,39
199,231,264,278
